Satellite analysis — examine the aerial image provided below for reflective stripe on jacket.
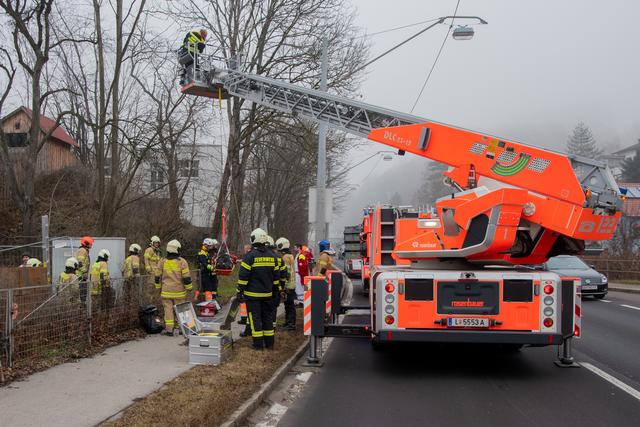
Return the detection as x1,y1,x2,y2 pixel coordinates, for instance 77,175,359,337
183,30,205,53
159,256,192,299
144,246,161,275
123,255,141,279
237,246,279,299
90,260,109,295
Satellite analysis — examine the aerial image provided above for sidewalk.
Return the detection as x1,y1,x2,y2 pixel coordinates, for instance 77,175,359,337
608,282,640,294
0,334,191,427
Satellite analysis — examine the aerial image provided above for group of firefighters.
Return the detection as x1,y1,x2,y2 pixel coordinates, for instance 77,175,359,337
23,230,335,347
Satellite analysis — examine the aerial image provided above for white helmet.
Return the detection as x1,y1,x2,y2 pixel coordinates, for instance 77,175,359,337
266,235,275,248
211,238,219,246
167,239,181,254
151,235,161,244
27,258,42,267
129,243,142,253
98,249,111,259
203,238,215,246
65,257,79,269
276,237,290,250
250,228,268,245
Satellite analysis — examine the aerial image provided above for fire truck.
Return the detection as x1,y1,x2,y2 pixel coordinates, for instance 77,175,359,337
181,51,622,358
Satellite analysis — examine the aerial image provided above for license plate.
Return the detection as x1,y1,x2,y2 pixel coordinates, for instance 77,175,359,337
447,317,490,328
581,285,597,290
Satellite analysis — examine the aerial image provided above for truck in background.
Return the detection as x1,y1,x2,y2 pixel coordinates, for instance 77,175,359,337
343,225,362,279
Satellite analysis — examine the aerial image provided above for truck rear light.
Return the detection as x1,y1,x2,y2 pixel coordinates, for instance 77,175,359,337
543,307,554,317
385,304,394,314
543,296,554,305
385,315,395,325
385,283,395,293
543,318,554,328
385,294,395,303
543,285,554,295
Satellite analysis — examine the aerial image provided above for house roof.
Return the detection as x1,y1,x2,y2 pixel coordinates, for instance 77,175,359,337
1,107,77,147
619,183,640,198
612,141,640,155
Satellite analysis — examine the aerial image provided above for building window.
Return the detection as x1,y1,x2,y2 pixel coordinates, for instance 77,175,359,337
14,121,21,130
104,157,112,179
6,133,28,147
178,159,199,178
150,163,165,190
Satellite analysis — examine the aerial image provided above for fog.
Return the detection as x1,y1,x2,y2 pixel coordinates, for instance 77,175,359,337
331,0,640,237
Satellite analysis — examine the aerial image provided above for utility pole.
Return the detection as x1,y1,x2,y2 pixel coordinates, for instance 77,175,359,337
314,37,329,250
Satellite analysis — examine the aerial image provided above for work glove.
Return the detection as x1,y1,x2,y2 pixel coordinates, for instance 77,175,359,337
236,289,245,303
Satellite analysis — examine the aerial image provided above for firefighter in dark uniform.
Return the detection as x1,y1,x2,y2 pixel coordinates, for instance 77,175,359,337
266,235,286,332
237,228,280,350
197,238,219,300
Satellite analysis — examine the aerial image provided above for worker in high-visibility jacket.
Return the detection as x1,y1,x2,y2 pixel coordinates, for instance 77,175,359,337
266,236,285,331
315,240,334,276
58,257,79,292
276,237,297,330
196,238,218,300
75,236,93,302
90,249,111,303
156,239,192,336
179,29,207,85
237,228,280,350
144,236,162,290
123,244,142,279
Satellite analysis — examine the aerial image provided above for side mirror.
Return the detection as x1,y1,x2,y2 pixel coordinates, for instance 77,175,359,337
589,264,595,269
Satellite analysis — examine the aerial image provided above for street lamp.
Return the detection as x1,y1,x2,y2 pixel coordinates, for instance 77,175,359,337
452,25,475,40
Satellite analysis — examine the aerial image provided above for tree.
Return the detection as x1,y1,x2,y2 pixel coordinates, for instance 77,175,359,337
413,161,450,207
620,145,640,182
566,122,602,159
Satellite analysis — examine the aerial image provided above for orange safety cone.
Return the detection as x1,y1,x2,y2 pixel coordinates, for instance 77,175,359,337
238,302,248,325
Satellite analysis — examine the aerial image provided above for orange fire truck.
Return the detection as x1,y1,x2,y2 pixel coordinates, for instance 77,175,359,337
182,52,622,359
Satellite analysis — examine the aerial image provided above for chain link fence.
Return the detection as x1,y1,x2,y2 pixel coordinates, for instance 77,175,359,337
582,257,640,281
1,271,200,380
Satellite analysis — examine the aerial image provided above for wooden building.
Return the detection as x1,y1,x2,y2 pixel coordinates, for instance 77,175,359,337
1,107,78,175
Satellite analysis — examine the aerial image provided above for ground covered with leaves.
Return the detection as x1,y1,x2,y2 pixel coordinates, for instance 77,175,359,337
104,313,306,427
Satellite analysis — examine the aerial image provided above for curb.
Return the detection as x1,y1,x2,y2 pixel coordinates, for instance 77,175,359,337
608,286,640,295
220,339,310,427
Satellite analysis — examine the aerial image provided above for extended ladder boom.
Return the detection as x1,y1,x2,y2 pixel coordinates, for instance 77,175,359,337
182,55,621,219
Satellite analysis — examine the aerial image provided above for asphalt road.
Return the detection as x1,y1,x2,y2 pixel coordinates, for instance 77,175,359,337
279,276,640,427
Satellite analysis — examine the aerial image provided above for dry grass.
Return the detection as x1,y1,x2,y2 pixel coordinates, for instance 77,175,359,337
104,313,306,427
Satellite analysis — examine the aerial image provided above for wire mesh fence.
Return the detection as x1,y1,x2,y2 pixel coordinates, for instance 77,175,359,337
0,271,200,379
582,257,640,281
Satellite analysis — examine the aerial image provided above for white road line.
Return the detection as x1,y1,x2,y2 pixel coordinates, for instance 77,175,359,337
620,304,640,311
599,299,612,303
582,362,640,403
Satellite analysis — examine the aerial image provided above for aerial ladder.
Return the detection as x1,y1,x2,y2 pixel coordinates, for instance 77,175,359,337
182,51,621,360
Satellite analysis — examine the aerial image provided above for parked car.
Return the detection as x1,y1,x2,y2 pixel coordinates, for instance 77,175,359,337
542,255,608,299
345,257,362,278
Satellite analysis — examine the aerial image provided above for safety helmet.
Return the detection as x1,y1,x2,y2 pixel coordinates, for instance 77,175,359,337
166,239,181,254
150,235,161,244
129,243,141,254
276,237,290,250
250,228,268,245
98,249,111,260
26,258,42,267
65,257,79,269
81,236,94,248
211,238,219,246
266,235,275,248
203,238,215,247
319,240,331,252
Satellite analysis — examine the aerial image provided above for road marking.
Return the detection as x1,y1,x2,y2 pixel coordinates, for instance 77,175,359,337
599,299,612,303
582,363,640,403
620,304,640,311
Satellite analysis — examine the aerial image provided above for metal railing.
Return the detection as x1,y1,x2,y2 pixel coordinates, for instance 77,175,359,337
582,257,640,281
0,272,200,379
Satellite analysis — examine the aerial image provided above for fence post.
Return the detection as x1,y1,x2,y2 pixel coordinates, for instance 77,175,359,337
6,289,13,368
41,215,51,289
86,282,92,346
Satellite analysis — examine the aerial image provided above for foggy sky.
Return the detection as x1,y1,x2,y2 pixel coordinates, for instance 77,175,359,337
332,0,640,236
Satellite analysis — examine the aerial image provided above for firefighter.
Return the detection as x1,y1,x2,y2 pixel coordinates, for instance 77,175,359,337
237,228,279,350
156,239,192,336
90,249,111,309
179,28,207,85
296,243,310,287
276,237,297,330
26,258,42,267
315,240,335,276
266,235,285,332
75,236,93,302
57,257,79,293
123,244,142,303
145,236,162,290
197,238,219,300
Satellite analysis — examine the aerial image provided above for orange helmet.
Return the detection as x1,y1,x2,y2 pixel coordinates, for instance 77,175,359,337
81,236,94,248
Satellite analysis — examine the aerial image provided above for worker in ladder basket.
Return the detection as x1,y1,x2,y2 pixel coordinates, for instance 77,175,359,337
156,240,192,336
178,29,207,85
266,235,286,332
276,237,297,331
237,228,280,350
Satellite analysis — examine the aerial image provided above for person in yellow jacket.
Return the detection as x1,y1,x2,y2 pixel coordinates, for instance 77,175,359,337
57,257,79,292
144,236,162,288
314,240,334,276
276,237,297,331
75,236,93,302
91,249,112,310
123,243,142,303
155,239,192,336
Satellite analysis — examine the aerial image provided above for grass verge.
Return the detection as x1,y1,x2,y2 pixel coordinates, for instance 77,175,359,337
613,280,640,285
104,312,306,427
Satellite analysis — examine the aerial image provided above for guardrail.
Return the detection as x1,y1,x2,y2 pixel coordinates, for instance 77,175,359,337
581,257,640,281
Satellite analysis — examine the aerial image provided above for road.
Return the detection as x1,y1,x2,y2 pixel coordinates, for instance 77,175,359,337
278,274,640,427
